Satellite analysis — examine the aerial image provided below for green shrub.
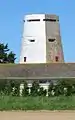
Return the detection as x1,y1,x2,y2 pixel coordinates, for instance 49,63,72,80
65,85,72,96
31,81,39,96
48,82,54,96
72,84,75,94
0,79,7,94
38,87,47,96
22,81,29,96
10,80,20,96
54,80,64,96
0,79,75,97
57,80,73,96
4,80,12,95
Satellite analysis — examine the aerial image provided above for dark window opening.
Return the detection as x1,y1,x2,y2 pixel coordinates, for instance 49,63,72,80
39,80,47,83
55,56,59,62
27,19,40,22
48,38,55,42
24,57,26,62
29,39,35,42
43,19,56,22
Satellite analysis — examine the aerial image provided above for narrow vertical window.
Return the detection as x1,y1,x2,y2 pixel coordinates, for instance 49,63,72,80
24,57,26,62
55,56,59,62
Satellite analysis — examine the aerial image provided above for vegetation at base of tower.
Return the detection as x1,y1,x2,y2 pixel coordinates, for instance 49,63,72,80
0,79,75,97
0,43,16,63
0,79,75,110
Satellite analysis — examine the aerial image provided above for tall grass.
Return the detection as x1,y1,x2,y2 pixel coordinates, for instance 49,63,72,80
0,95,75,110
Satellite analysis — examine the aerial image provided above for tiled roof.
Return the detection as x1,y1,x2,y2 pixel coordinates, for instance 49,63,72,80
0,63,75,79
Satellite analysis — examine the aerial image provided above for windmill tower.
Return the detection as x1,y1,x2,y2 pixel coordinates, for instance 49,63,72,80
19,14,64,63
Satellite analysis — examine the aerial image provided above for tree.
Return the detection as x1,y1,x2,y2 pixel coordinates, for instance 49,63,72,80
0,42,16,63
7,51,16,63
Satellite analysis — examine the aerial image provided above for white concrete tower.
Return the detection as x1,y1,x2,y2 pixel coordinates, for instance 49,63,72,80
19,14,64,64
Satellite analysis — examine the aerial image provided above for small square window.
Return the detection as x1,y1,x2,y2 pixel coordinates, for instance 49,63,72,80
24,57,26,62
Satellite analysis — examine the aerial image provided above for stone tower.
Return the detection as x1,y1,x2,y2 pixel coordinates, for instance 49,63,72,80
19,14,64,63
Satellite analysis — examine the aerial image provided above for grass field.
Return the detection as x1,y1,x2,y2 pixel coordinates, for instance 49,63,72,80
0,95,75,110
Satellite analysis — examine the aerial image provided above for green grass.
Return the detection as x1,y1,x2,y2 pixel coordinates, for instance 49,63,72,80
0,95,75,111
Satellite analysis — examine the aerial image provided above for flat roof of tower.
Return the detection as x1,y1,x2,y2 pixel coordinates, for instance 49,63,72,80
25,14,59,17
24,14,59,21
25,13,58,16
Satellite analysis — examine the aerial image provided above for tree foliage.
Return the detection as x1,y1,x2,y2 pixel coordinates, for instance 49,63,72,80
38,87,47,96
22,81,29,96
31,81,39,96
0,43,16,63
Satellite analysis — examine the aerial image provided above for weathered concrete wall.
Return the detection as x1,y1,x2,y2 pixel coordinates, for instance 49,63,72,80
45,14,64,63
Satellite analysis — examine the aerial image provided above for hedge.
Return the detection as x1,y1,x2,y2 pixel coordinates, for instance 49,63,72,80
0,79,75,97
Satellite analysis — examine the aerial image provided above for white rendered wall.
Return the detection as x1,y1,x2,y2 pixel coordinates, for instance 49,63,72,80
20,14,46,63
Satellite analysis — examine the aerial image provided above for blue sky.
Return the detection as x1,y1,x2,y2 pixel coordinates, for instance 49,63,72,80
0,0,75,63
